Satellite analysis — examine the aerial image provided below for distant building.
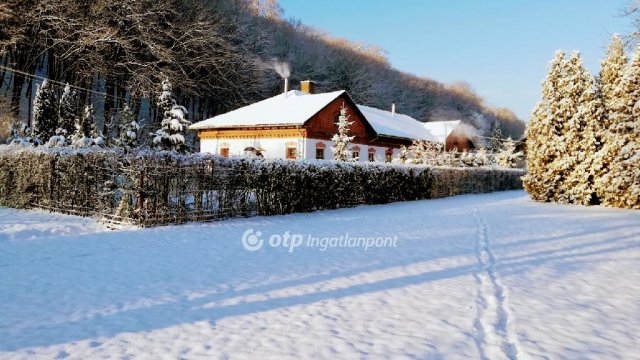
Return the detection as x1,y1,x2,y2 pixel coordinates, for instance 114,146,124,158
190,80,475,161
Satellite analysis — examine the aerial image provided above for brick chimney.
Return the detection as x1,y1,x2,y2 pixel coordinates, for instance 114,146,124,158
300,80,315,94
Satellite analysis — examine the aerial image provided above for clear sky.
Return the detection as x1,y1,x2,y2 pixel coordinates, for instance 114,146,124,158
278,0,633,120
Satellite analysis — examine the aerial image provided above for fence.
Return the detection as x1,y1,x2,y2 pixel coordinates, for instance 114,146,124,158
0,147,526,227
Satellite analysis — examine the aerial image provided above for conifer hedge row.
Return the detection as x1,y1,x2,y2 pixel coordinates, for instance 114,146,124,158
0,147,525,226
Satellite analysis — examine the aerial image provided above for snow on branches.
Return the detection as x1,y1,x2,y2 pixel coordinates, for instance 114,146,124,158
525,36,640,209
152,79,191,152
331,103,355,161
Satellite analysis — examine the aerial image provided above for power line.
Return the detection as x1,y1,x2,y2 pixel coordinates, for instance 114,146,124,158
0,64,130,103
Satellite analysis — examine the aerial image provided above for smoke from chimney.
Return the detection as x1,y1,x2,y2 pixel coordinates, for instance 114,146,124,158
273,60,291,78
391,103,396,116
272,59,291,94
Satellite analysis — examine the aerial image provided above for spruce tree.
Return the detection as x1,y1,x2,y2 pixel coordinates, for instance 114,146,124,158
523,51,567,202
331,103,355,161
32,79,59,143
597,46,640,209
58,83,77,137
152,79,191,152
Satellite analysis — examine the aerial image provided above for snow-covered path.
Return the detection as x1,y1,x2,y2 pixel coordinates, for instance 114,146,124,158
1,191,639,359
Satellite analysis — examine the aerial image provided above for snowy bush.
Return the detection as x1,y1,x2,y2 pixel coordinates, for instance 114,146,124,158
70,105,103,149
495,138,523,169
0,146,525,226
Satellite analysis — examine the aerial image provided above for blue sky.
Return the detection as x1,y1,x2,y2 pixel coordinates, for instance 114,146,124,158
278,0,633,120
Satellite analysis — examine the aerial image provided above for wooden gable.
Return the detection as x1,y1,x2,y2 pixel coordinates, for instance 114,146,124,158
304,93,376,143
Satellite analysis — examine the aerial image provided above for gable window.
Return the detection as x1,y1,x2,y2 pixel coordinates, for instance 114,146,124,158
220,148,229,158
316,148,324,160
286,147,297,159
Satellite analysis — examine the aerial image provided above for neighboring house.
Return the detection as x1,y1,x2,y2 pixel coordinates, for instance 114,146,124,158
189,80,473,161
423,120,476,152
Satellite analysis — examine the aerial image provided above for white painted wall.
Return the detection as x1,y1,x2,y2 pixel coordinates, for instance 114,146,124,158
201,137,304,159
201,136,402,162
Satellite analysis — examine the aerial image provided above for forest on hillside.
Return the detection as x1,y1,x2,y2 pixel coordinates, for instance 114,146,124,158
0,0,526,143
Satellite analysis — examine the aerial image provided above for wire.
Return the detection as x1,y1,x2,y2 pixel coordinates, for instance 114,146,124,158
0,64,130,103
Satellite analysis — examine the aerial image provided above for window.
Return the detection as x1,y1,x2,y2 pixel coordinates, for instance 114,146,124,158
315,148,324,159
352,151,359,160
385,148,393,163
368,148,376,162
286,147,297,159
220,148,229,158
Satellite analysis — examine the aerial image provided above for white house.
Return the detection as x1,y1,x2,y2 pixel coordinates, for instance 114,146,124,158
189,80,470,161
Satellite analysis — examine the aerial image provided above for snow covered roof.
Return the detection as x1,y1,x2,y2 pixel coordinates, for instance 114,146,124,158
356,105,437,142
422,120,462,143
190,89,462,143
189,90,345,130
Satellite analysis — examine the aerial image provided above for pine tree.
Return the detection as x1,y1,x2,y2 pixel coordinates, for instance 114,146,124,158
596,46,640,209
32,79,59,143
58,83,77,137
495,138,523,168
71,105,100,148
331,103,355,161
523,51,568,202
115,105,140,152
152,79,191,152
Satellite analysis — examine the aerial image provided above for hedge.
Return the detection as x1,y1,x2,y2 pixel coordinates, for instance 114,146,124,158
0,146,525,227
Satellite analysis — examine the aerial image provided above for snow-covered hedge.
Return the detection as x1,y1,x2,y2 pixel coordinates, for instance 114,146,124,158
0,147,525,226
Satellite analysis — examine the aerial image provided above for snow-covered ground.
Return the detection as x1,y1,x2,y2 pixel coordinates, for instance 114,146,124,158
1,191,639,359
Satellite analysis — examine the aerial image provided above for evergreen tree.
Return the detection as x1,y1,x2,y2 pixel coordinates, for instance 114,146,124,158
331,103,355,161
564,61,604,205
596,46,640,209
552,52,592,203
116,105,140,152
523,51,568,202
157,79,174,128
495,138,523,168
152,79,191,152
32,79,59,143
599,34,628,125
71,105,100,148
489,121,503,152
592,35,630,204
58,83,77,137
